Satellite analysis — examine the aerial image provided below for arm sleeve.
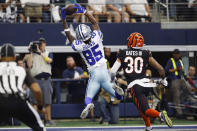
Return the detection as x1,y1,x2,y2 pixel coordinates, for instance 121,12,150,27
25,71,36,87
111,60,121,74
71,40,84,52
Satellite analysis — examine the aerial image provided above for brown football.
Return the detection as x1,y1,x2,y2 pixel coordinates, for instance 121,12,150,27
65,4,77,15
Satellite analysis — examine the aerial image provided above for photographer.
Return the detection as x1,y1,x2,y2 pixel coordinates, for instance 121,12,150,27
24,38,55,126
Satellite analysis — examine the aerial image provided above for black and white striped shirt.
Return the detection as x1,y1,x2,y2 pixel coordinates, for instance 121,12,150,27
0,62,35,97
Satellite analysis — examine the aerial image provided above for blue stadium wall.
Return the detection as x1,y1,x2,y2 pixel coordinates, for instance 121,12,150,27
0,23,197,46
51,103,175,118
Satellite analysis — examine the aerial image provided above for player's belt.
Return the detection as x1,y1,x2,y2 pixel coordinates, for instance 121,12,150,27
0,94,9,97
0,94,25,100
127,78,157,89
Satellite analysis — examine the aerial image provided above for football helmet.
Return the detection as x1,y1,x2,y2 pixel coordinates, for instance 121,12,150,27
127,32,144,48
76,24,92,42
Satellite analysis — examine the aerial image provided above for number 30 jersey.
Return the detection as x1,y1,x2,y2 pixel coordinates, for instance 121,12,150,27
117,48,152,82
71,30,107,71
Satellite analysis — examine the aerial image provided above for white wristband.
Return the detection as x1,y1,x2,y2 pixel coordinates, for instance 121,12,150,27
111,60,121,74
64,28,70,32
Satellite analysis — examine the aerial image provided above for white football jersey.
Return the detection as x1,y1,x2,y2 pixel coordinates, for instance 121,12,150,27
72,30,107,71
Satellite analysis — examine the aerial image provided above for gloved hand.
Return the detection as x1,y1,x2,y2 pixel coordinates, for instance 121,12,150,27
160,77,168,87
74,3,86,14
60,7,66,20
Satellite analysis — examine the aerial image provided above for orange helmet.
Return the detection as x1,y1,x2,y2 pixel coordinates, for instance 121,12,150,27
127,32,144,48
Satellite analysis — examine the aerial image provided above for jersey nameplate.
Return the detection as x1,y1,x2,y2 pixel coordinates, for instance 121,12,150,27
126,51,142,56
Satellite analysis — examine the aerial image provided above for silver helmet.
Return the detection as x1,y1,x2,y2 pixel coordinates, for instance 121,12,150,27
75,24,92,41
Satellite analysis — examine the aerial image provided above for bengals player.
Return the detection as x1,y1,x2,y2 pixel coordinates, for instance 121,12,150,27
111,32,173,131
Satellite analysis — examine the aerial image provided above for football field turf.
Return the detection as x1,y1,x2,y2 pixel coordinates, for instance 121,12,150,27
0,119,197,131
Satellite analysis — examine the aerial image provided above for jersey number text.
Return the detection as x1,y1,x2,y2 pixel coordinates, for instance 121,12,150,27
82,44,103,66
124,57,143,74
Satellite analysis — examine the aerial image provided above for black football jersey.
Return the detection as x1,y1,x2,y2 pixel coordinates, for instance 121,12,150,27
117,48,152,82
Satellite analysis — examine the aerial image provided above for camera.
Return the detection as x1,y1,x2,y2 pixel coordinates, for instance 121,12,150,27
28,41,41,53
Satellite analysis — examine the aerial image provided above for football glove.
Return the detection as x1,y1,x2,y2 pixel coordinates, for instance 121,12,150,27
160,77,168,87
60,7,66,20
74,3,86,14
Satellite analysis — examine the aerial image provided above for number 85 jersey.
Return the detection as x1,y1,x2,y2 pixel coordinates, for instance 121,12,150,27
71,30,107,71
117,48,152,82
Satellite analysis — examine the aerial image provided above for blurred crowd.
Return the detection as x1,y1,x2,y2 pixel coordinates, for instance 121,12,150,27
0,0,197,23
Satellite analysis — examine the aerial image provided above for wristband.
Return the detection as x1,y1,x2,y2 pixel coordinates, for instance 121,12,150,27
64,28,70,32
37,105,43,111
84,10,87,14
44,56,49,62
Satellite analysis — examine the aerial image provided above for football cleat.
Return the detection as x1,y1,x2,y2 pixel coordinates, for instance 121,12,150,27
80,103,94,119
160,110,173,128
145,126,153,131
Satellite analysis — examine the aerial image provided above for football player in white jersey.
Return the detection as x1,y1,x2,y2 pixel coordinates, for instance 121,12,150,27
61,3,124,119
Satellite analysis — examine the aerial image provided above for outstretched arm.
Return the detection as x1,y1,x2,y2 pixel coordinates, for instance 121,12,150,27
84,11,99,31
110,58,121,82
111,58,121,74
62,20,76,43
61,8,75,43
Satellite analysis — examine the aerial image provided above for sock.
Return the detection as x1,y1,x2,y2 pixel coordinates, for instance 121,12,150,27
85,97,92,105
145,109,160,118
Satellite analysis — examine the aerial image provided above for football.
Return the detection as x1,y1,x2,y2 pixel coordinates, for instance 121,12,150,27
65,4,77,15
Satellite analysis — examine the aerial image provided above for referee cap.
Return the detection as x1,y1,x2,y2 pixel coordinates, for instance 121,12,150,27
1,43,15,57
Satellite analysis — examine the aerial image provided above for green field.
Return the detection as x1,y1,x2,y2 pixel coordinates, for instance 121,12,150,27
51,118,197,127
0,118,196,128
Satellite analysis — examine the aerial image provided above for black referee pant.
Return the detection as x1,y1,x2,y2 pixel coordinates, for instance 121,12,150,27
0,95,45,131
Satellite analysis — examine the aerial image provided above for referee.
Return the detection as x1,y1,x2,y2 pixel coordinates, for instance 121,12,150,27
0,43,46,131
